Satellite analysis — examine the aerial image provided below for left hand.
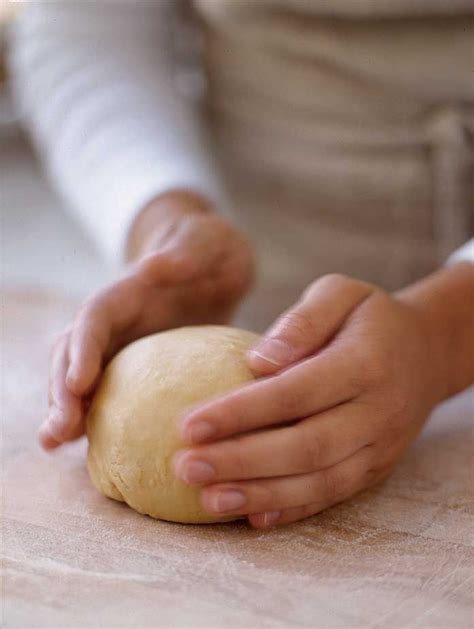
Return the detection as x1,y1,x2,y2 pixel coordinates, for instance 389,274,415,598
174,273,443,528
39,191,254,450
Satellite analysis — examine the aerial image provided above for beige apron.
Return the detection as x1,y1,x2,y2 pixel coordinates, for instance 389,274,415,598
193,0,474,330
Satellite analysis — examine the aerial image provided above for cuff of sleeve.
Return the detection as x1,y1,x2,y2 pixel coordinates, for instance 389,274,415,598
446,239,474,266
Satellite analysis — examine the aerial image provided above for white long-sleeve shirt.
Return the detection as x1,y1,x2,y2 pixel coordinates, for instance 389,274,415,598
9,0,225,263
9,1,473,266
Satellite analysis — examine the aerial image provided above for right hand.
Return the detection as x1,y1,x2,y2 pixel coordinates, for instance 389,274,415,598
40,190,255,450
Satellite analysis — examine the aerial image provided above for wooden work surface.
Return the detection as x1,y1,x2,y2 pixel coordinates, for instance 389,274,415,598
2,289,473,628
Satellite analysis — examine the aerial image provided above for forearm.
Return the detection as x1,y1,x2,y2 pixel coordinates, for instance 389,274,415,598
10,1,225,263
396,262,474,402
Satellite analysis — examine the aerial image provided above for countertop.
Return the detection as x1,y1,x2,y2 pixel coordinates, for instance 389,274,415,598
2,289,473,628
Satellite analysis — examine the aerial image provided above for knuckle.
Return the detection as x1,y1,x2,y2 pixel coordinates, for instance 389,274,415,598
254,483,275,510
301,429,323,470
301,279,320,300
76,298,98,326
321,468,348,503
309,273,375,299
278,309,315,343
80,286,112,317
315,273,353,292
225,443,248,478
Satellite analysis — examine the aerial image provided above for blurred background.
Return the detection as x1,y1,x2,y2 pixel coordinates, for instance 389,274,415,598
1,3,113,298
2,1,472,316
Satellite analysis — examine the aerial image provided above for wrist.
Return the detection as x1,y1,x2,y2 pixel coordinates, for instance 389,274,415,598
395,263,474,403
127,189,213,262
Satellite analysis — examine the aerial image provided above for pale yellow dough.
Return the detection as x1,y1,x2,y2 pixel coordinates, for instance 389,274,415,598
86,325,258,524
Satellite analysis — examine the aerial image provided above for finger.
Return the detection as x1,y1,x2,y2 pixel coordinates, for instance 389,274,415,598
40,333,84,448
247,274,374,376
66,276,145,394
249,464,389,528
66,302,110,396
48,332,72,410
180,345,363,444
200,446,374,517
175,401,373,484
248,503,322,529
38,431,62,451
39,406,86,450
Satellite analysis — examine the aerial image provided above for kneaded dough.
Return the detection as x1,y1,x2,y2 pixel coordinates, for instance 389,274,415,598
86,325,258,524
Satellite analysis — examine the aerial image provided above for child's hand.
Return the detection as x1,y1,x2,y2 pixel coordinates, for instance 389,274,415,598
175,273,448,528
40,191,254,449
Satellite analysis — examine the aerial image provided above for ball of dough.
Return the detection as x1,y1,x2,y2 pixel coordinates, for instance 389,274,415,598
86,325,258,524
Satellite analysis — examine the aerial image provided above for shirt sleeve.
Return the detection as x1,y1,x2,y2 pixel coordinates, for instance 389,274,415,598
9,0,226,264
446,239,474,265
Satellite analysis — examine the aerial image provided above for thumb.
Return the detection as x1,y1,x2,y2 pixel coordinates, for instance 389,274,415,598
247,274,374,376
136,216,218,286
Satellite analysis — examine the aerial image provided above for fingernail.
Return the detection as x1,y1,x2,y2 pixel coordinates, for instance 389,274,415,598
263,511,281,527
213,490,246,513
175,456,215,484
184,421,216,444
248,338,292,367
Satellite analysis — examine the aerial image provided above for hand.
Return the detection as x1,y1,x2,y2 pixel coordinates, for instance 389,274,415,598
40,190,254,449
175,273,451,528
